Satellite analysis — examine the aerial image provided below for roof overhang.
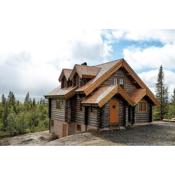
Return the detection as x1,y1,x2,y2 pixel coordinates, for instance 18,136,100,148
45,86,77,99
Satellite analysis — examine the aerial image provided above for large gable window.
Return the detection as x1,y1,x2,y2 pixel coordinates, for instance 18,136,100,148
138,101,147,112
119,78,124,87
113,77,117,85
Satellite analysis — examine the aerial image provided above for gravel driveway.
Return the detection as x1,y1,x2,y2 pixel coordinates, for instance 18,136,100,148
97,121,175,145
48,121,175,146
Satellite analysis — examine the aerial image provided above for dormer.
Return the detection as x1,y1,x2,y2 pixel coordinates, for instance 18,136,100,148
58,69,72,88
69,63,100,87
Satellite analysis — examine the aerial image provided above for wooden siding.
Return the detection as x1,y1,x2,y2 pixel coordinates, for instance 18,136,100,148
75,94,85,124
102,68,137,94
51,99,65,121
119,99,126,126
88,107,98,128
80,78,91,87
135,99,150,123
100,103,110,128
70,97,76,122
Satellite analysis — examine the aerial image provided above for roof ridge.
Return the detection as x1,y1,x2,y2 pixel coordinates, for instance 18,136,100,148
75,64,99,68
63,68,72,70
95,58,124,66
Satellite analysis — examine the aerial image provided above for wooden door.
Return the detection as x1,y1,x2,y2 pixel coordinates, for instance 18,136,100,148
109,99,119,125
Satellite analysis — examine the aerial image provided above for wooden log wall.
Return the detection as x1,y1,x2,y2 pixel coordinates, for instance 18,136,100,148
87,106,98,128
100,103,110,128
75,94,85,124
102,68,137,94
51,99,65,122
135,99,150,123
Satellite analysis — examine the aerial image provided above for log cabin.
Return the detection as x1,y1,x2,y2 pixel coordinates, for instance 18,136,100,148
45,58,159,138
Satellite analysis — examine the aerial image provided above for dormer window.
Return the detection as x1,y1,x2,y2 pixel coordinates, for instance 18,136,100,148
119,78,124,87
73,74,79,86
59,68,72,88
61,77,67,88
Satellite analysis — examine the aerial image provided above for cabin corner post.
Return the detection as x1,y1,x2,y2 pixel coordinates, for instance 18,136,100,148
131,106,135,125
97,107,102,129
128,105,131,123
149,104,152,122
123,102,126,127
48,98,52,132
84,106,89,131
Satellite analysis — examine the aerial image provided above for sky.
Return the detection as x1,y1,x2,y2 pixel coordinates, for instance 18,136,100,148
0,1,175,100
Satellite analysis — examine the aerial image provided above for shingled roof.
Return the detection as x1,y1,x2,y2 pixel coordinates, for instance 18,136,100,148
58,69,72,81
130,89,146,105
76,59,122,95
69,64,100,80
46,58,159,106
45,86,77,99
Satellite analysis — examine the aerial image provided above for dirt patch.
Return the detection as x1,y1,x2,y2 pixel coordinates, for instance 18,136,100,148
0,130,56,146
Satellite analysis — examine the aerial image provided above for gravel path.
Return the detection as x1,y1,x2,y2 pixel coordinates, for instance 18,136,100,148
98,121,175,145
47,121,175,146
1,121,175,146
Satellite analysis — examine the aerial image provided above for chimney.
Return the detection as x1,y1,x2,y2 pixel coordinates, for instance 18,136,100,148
81,62,87,66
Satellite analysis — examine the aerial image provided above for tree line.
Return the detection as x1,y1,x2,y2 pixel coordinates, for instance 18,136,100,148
154,65,175,120
0,92,48,138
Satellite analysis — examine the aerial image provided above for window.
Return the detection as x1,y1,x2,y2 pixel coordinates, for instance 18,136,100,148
138,101,147,112
113,77,117,85
56,100,63,109
119,78,124,86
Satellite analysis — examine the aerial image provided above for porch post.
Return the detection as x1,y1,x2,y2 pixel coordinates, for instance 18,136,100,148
123,103,126,126
149,104,152,122
84,106,89,131
48,98,52,131
128,105,131,123
98,107,102,129
131,106,135,125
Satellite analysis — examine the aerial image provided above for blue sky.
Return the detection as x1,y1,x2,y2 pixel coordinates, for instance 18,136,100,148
1,28,175,100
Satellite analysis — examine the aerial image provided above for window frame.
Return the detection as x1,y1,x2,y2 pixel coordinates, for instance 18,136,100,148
113,77,118,85
138,101,147,112
56,99,63,110
119,78,124,87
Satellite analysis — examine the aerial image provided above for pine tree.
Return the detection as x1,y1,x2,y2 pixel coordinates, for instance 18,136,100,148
171,88,175,104
156,65,169,120
24,92,30,104
32,98,36,107
1,94,6,106
2,101,8,131
8,91,16,106
163,86,169,116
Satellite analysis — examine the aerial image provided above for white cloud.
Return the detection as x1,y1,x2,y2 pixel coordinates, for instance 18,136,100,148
0,29,112,98
112,30,175,44
139,69,175,97
124,43,175,71
121,31,175,97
